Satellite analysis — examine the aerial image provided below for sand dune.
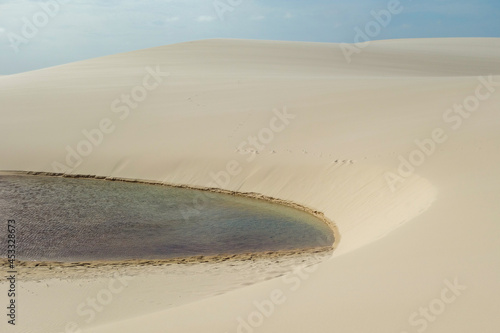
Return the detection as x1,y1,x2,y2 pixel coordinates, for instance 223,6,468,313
0,38,499,332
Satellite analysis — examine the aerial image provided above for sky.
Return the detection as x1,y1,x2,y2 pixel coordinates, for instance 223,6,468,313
0,0,499,75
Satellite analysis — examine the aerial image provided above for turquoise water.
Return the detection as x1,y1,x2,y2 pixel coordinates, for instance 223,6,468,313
0,174,333,261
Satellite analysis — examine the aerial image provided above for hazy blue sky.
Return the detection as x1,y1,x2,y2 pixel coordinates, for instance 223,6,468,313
1,0,499,74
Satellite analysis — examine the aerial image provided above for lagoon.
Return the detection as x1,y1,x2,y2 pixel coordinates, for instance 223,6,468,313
0,174,334,261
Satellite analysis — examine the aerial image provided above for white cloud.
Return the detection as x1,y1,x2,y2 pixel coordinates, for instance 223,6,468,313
250,15,265,21
250,15,266,21
165,16,179,22
0,27,5,34
284,12,293,19
196,15,215,22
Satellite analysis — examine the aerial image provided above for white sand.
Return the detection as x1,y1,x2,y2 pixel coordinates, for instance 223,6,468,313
0,38,499,332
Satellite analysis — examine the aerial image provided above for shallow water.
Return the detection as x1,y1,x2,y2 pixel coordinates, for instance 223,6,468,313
0,174,333,261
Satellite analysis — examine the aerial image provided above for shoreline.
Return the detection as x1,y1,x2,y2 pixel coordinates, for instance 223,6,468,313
0,247,333,280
